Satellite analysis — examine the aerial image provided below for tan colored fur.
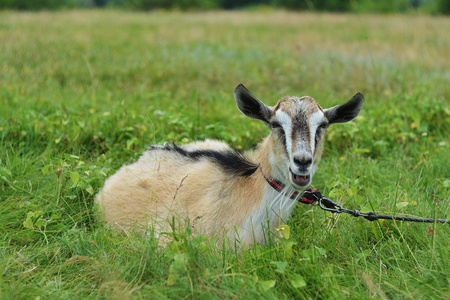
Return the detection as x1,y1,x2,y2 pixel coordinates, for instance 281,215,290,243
95,138,274,245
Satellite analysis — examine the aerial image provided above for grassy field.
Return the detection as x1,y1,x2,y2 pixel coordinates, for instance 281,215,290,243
1,10,449,299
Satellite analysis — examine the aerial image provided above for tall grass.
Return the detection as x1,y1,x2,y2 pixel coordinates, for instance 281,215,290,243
1,10,449,299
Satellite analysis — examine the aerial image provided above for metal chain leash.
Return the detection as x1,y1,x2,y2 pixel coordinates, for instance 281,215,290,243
302,189,450,224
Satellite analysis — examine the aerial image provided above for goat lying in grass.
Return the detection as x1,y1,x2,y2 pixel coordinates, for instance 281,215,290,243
95,84,364,245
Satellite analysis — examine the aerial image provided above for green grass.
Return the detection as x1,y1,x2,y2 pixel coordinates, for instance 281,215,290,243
1,10,449,299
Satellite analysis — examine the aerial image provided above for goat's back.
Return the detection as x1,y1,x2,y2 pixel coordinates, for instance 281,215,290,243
94,139,263,242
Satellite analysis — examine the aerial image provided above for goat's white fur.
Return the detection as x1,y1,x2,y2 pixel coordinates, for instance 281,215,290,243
95,84,364,246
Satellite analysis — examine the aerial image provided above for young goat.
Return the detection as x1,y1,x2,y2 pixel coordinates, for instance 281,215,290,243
95,84,364,245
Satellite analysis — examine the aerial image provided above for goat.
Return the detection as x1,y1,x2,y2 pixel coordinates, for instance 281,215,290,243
95,84,364,245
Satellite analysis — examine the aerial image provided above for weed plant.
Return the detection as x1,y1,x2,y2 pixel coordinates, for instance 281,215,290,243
0,10,449,299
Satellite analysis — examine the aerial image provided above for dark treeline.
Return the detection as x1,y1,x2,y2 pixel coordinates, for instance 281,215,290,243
0,0,449,14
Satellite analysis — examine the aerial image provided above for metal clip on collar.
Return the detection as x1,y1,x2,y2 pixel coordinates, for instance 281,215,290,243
302,189,341,211
319,196,343,213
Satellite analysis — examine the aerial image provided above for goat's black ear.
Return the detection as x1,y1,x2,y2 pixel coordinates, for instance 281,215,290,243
234,84,272,123
324,92,364,124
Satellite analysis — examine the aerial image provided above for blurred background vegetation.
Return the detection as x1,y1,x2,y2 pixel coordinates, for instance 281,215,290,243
0,0,449,14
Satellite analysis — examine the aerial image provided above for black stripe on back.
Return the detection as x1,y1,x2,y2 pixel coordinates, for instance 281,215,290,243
147,143,258,177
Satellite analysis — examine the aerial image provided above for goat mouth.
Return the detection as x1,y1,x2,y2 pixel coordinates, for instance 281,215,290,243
289,169,310,187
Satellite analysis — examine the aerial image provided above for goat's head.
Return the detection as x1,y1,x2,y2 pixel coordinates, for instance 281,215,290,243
235,84,364,190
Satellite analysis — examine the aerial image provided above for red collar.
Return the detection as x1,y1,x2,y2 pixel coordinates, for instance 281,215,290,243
258,164,319,205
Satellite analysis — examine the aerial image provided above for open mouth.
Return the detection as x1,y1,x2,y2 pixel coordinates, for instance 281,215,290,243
290,169,310,187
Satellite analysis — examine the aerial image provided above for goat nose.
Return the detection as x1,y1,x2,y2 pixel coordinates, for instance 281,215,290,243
293,157,312,171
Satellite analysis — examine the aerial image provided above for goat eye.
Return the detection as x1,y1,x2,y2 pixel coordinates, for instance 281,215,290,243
318,123,328,130
271,122,282,130
315,124,327,145
271,122,285,136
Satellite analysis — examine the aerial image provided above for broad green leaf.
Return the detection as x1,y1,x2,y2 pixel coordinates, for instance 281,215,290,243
85,185,94,195
56,223,66,231
92,203,100,213
260,280,276,290
315,247,326,256
167,253,187,286
35,219,44,228
51,214,61,220
360,206,373,213
283,241,295,258
290,274,307,288
23,211,42,229
301,246,326,261
396,202,409,209
70,172,80,185
355,148,370,153
346,188,354,197
23,218,34,229
270,261,288,274
42,164,52,175
360,202,379,213
126,139,133,149
277,224,290,239
166,273,176,286
252,273,259,285
328,187,341,197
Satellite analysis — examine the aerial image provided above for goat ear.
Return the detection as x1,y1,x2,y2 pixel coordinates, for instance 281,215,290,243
234,84,272,123
324,92,364,124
